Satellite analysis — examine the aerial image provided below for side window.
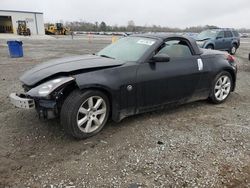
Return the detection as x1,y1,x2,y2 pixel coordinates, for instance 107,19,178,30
156,39,192,58
217,31,224,38
225,31,233,38
232,31,239,37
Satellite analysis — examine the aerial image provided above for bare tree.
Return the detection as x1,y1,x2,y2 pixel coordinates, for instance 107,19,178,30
100,21,107,31
127,20,135,32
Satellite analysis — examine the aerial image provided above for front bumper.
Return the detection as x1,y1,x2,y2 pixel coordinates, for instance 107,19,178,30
9,93,35,109
9,93,58,119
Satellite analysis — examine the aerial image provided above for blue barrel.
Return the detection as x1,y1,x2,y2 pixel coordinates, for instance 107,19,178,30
7,41,23,58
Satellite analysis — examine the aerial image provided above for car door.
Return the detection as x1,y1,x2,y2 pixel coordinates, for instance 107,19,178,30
215,31,226,50
136,39,203,112
224,31,233,50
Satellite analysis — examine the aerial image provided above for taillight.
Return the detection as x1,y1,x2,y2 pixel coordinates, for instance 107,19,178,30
226,54,237,68
227,54,235,63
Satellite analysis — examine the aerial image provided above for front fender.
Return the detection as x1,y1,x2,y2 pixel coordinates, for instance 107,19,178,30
74,73,120,122
73,63,138,122
204,41,215,49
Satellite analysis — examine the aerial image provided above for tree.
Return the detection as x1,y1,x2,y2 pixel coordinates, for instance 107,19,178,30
127,20,135,32
99,21,107,31
128,20,135,27
94,21,99,31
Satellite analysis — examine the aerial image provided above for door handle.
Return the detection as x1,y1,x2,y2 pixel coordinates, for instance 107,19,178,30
197,59,203,71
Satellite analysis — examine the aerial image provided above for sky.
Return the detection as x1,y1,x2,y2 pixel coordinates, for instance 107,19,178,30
1,0,250,29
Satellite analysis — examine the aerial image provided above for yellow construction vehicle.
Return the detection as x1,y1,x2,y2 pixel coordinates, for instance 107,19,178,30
45,23,70,35
17,20,31,36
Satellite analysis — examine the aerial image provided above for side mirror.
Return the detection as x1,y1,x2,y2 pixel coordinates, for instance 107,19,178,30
150,54,170,63
216,36,222,40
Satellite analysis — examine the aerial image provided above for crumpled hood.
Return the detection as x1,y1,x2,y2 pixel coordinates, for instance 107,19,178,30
20,55,125,86
196,38,211,42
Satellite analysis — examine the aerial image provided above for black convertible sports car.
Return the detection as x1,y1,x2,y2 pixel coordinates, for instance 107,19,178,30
10,34,237,139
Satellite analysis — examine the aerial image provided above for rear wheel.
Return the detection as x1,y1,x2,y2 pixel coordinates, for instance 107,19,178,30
209,71,232,104
61,90,110,139
230,44,237,55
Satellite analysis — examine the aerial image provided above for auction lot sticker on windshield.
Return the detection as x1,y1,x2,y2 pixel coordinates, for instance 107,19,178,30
137,39,155,46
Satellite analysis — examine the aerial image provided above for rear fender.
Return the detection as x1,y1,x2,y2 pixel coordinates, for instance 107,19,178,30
231,40,239,48
213,66,237,92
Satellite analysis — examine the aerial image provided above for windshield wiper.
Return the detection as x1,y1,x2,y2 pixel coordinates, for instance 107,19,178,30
99,54,115,59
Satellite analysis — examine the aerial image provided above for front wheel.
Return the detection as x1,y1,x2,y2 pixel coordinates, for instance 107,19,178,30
61,90,110,139
206,44,214,50
209,71,232,104
64,30,70,35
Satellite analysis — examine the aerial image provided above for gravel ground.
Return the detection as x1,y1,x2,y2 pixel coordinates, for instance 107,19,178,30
0,36,249,188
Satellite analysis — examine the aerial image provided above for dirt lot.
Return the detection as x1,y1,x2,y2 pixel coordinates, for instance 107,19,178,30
0,35,249,188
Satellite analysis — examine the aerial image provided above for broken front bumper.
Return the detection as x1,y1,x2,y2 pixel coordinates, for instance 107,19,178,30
9,93,59,119
9,93,35,109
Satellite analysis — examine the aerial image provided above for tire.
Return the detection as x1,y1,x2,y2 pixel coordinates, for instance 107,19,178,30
64,30,70,35
61,90,110,139
27,29,31,36
206,44,214,50
230,44,237,55
209,71,233,104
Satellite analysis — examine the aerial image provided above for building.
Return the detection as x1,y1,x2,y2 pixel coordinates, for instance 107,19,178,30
0,10,45,35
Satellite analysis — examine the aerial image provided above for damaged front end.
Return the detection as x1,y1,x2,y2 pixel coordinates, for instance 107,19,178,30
10,77,75,119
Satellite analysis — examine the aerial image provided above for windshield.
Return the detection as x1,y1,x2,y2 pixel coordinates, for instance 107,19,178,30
197,30,218,40
97,37,156,62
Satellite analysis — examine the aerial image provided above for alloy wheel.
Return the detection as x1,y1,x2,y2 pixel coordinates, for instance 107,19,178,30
231,46,237,54
76,96,107,133
214,75,231,101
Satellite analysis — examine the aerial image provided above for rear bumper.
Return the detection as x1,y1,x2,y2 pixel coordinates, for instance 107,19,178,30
9,93,35,109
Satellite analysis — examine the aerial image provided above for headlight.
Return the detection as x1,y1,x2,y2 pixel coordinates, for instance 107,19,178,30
27,77,75,97
196,41,205,47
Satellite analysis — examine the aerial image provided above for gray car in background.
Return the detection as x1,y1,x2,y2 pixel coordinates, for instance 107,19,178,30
196,28,240,55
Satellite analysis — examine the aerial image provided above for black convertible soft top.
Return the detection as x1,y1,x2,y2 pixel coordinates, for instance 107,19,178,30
132,33,202,55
